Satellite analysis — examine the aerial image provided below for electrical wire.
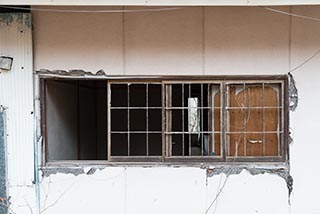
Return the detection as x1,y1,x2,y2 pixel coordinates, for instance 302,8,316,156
290,48,320,73
263,7,320,22
0,5,183,13
262,7,320,73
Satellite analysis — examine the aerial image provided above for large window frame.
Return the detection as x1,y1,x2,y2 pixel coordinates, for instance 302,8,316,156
40,75,289,165
107,76,289,163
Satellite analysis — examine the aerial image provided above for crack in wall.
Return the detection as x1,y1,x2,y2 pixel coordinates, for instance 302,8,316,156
206,166,293,199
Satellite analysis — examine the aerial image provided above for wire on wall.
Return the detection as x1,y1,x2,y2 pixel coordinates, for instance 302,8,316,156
263,7,320,22
0,5,183,13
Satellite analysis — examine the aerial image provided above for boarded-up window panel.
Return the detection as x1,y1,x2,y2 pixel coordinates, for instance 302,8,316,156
229,85,279,157
264,85,280,156
229,85,245,156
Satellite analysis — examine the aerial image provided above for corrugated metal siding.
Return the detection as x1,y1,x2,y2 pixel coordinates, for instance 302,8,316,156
0,108,8,214
0,13,34,186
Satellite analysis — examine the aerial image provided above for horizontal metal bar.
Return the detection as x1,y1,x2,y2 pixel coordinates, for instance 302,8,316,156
110,107,162,109
165,107,221,109
225,80,284,84
226,131,283,134
111,131,162,134
164,157,224,162
225,156,284,162
226,106,283,110
165,131,222,134
109,157,163,162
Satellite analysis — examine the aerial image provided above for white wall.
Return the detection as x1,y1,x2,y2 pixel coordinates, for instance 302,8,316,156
0,14,34,186
289,6,320,214
3,5,320,214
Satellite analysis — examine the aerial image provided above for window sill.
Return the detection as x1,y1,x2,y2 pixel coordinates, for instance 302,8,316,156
42,160,289,169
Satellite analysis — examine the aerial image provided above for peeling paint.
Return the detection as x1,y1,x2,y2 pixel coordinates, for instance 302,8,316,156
0,13,31,29
41,166,106,177
206,166,293,199
288,73,298,111
36,69,107,77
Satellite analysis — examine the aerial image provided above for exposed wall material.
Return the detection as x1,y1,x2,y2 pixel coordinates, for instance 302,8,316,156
0,13,34,186
0,107,8,214
206,166,293,198
0,13,31,28
288,72,298,111
37,69,107,76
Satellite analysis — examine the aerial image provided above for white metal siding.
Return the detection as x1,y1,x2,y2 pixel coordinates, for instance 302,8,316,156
0,13,34,186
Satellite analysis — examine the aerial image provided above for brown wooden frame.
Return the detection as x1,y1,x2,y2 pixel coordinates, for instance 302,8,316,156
40,75,289,165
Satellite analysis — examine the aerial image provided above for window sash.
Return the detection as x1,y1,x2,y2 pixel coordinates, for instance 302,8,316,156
107,78,287,162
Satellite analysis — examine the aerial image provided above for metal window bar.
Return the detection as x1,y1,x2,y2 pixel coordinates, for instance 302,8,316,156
188,84,191,156
201,84,204,156
221,82,225,159
182,83,185,156
262,83,265,156
279,82,284,157
207,83,210,157
146,83,149,156
243,82,247,157
161,82,166,160
127,84,130,156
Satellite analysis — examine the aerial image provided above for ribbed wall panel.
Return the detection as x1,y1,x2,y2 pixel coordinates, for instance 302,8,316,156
0,13,34,186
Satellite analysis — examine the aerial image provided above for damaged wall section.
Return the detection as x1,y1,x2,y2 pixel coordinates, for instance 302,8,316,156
0,107,8,214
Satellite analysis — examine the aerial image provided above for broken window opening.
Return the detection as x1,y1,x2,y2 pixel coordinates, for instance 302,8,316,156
44,79,107,161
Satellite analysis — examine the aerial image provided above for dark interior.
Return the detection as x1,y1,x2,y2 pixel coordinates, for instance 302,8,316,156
45,79,107,160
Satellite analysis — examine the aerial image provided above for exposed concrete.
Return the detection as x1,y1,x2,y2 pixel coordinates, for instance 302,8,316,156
36,69,107,76
206,166,293,199
288,72,299,111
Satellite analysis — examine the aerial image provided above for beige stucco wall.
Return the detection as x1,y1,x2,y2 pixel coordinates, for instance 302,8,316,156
33,6,290,75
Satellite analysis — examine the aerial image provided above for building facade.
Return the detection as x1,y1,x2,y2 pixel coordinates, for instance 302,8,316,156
0,3,319,214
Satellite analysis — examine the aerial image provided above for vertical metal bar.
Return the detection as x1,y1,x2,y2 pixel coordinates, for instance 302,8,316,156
208,83,211,157
262,83,265,156
223,83,228,159
189,84,191,156
127,84,130,156
107,82,111,159
182,84,185,156
77,81,81,159
279,82,284,157
146,84,149,156
201,84,204,156
162,82,166,161
243,83,246,157
167,85,171,157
